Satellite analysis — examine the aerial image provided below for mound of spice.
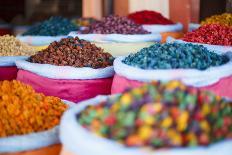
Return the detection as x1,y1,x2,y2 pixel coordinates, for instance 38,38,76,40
182,24,232,46
22,16,78,36
201,13,232,27
78,81,232,149
0,35,36,56
128,10,174,25
28,37,114,68
72,17,96,27
123,43,229,70
0,80,68,137
81,15,150,34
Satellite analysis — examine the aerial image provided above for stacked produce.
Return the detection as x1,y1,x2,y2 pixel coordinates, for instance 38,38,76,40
78,81,232,148
28,37,114,68
81,15,150,34
123,43,229,70
201,13,232,27
22,16,78,36
0,80,68,137
182,24,232,46
0,35,36,56
128,10,174,25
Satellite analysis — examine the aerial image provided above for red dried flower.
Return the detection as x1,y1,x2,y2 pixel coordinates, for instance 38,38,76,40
183,24,232,46
128,10,174,25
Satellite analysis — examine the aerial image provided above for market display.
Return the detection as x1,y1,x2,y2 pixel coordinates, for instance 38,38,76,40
201,13,232,27
81,15,150,34
0,80,68,137
123,43,229,70
0,35,36,56
78,81,232,148
1,3,231,154
28,37,114,69
182,24,232,46
128,10,174,25
22,16,78,36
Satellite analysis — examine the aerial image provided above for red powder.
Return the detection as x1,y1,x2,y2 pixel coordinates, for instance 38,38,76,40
128,10,174,25
183,24,232,46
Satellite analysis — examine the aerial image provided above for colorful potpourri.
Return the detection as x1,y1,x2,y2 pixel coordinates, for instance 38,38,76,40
123,43,229,70
78,81,232,149
0,35,36,56
0,80,68,137
22,16,78,36
201,13,232,27
128,10,174,25
28,37,114,69
72,17,96,27
183,24,232,46
81,15,150,34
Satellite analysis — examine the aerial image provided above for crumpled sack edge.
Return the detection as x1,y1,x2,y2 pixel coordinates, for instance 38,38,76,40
0,56,28,66
142,23,183,33
113,54,232,87
16,60,115,80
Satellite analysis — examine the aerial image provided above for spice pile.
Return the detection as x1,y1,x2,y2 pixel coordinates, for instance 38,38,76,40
81,15,150,34
78,81,232,148
72,17,96,27
0,80,68,137
183,24,232,46
0,35,36,56
201,13,232,27
29,37,114,68
123,43,229,70
22,16,78,36
128,10,174,25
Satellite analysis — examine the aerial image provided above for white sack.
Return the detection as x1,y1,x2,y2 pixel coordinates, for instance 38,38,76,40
17,35,67,46
0,56,28,67
68,32,162,43
167,37,232,54
188,23,200,32
0,100,75,153
60,95,232,155
114,54,232,87
142,23,183,33
16,60,114,80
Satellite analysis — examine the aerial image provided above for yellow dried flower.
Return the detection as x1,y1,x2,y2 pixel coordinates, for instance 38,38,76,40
0,80,68,137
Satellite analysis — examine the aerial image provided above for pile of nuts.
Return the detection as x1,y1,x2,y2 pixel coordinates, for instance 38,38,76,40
29,37,114,68
123,43,229,70
78,81,232,149
183,24,232,46
0,80,68,137
201,13,232,27
81,15,150,34
0,35,36,56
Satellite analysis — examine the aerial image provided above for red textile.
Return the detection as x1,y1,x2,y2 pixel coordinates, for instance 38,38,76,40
17,70,113,103
112,74,232,99
0,66,18,80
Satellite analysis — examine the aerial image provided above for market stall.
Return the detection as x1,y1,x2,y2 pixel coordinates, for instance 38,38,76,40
0,1,231,155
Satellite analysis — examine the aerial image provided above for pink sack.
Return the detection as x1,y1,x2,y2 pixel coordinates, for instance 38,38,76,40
17,70,113,103
0,66,18,80
112,74,232,99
